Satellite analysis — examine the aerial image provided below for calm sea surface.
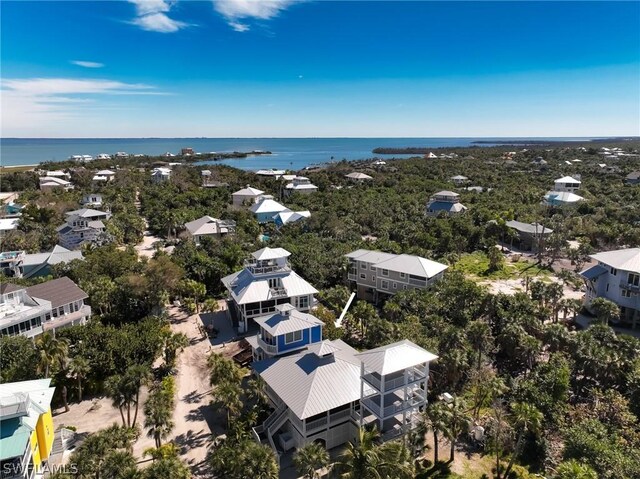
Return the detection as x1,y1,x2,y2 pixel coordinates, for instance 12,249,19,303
1,137,596,171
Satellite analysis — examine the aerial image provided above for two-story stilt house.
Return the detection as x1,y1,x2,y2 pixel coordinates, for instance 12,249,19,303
250,338,437,454
221,248,318,333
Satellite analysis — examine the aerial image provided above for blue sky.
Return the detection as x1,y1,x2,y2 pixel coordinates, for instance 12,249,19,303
2,1,639,137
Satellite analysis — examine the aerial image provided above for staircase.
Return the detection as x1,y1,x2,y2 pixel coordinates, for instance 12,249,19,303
266,406,290,451
51,428,76,456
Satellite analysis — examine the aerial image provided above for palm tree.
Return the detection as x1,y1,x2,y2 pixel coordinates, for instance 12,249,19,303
163,332,189,369
68,355,90,402
105,375,131,427
208,353,243,386
127,364,152,426
35,333,69,378
293,442,330,479
502,402,543,478
553,459,598,479
444,397,471,462
590,297,621,325
335,428,413,479
466,320,493,371
424,402,450,464
144,392,175,448
213,380,243,430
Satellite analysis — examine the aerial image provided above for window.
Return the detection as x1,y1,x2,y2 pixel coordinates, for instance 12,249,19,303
298,296,309,309
629,273,640,287
606,284,610,292
381,269,389,277
393,282,397,289
403,285,408,290
622,289,631,298
610,267,617,275
45,313,51,321
58,306,64,316
360,273,366,279
360,263,366,269
372,276,376,282
381,280,389,290
285,330,303,344
399,272,406,279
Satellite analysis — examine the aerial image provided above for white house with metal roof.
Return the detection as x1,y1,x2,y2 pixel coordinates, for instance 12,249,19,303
232,185,265,207
544,175,584,206
57,208,111,250
346,249,448,303
150,167,171,184
221,247,318,333
580,248,640,329
183,216,235,245
284,176,318,196
250,338,437,453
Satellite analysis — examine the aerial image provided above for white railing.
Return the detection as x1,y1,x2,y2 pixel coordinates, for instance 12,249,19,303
362,373,381,390
245,262,291,275
257,335,278,355
305,416,328,433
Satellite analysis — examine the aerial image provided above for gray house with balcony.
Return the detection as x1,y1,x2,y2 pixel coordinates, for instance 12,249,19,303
580,248,640,329
221,247,318,333
250,338,437,455
346,249,448,304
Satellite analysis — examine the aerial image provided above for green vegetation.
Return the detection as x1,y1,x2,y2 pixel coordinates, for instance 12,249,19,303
453,251,552,280
2,142,640,478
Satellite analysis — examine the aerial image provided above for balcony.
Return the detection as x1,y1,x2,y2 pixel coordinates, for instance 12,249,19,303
620,280,640,293
257,335,278,355
245,261,291,276
43,305,91,331
362,367,426,392
408,277,427,287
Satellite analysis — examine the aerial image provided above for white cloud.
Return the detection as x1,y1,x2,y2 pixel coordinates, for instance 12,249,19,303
128,0,190,32
71,60,105,68
1,78,161,134
212,0,298,31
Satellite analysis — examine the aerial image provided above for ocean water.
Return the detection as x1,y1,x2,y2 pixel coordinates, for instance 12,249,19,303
0,137,596,171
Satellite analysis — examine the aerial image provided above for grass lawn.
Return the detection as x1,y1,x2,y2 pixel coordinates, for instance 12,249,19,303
453,251,553,281
0,165,36,173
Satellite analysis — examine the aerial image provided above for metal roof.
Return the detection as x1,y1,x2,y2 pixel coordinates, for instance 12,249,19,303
65,208,108,218
345,172,373,180
590,248,640,274
232,186,264,196
221,269,317,305
184,216,230,236
355,339,438,375
26,277,88,309
544,191,584,204
253,340,373,419
433,190,459,197
249,199,289,214
374,254,448,279
275,211,311,225
506,220,553,235
252,247,291,260
555,176,581,183
345,249,397,264
580,264,608,280
254,308,323,336
0,379,55,461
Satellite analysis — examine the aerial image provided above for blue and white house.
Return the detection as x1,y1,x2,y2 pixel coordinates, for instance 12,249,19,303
246,303,323,361
249,196,290,223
